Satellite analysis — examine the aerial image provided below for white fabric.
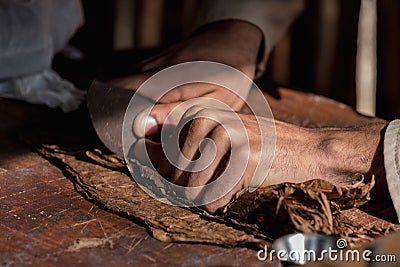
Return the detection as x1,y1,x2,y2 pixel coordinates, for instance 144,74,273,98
384,120,400,222
0,69,85,112
0,0,84,112
0,0,84,79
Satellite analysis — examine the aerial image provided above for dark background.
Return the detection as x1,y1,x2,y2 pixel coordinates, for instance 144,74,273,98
56,0,400,120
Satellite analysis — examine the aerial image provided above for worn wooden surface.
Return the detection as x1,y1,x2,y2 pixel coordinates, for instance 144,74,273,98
0,98,273,267
0,84,398,266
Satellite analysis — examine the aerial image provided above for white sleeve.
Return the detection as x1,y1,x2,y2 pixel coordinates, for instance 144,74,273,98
383,119,400,223
192,0,304,76
0,0,83,79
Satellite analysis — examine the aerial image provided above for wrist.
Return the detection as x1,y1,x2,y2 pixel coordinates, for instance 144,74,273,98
267,121,326,185
317,123,388,193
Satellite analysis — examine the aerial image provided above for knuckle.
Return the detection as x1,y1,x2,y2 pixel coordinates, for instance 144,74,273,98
210,124,230,142
162,87,183,102
195,107,212,118
188,116,209,132
183,104,206,119
195,108,220,122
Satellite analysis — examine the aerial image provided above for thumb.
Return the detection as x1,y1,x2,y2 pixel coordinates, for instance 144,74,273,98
133,102,182,138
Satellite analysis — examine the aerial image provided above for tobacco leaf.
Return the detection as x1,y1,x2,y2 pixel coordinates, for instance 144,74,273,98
222,178,379,244
34,144,398,249
36,145,269,248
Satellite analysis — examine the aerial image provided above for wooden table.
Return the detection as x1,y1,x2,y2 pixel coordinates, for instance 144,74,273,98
0,98,270,267
0,83,397,266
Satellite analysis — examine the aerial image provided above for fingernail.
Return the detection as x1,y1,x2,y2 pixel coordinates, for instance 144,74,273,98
143,116,158,135
134,114,158,137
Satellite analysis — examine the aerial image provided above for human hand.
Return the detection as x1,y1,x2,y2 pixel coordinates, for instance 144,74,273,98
141,107,388,213
109,20,262,137
141,106,274,212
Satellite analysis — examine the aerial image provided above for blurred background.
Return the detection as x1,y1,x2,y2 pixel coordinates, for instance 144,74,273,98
57,0,400,120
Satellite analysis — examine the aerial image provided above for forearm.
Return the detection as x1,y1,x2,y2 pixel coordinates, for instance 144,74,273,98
191,20,263,78
192,0,304,76
265,121,389,194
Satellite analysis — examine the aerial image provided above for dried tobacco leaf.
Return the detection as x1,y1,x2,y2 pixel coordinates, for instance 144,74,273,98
221,178,378,246
34,144,398,249
35,145,269,248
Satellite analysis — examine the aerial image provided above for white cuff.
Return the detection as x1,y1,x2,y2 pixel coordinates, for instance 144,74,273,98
383,119,400,223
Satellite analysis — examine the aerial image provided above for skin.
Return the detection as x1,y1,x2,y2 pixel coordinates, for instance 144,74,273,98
144,111,388,212
109,20,263,136
109,20,390,213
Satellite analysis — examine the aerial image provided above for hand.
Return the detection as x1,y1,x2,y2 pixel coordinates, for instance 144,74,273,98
143,106,274,212
143,106,389,213
109,20,262,137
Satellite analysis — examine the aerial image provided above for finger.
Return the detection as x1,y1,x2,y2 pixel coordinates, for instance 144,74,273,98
202,145,261,213
185,138,230,188
170,117,219,185
200,146,251,213
190,115,257,212
155,108,217,185
202,177,245,213
156,150,174,181
183,126,231,203
133,101,183,138
152,117,191,185
205,90,245,111
157,83,216,103
202,135,264,213
133,96,222,138
156,83,245,112
133,111,159,138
